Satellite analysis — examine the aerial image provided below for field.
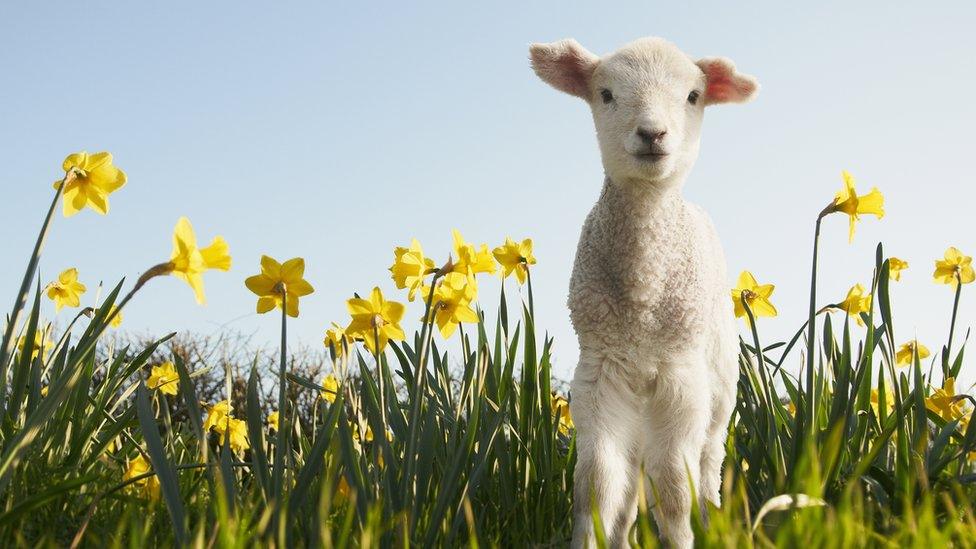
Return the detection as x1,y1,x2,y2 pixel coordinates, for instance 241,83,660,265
0,153,974,547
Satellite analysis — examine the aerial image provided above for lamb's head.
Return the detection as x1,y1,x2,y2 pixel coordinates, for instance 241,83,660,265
530,37,758,188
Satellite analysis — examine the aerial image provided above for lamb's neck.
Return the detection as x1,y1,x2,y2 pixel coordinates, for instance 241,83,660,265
598,176,686,230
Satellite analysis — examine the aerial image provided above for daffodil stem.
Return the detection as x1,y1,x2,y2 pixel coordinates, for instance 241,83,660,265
944,273,962,383
372,324,387,429
0,176,67,385
803,213,826,444
417,272,443,370
402,272,441,521
272,293,288,505
526,265,535,318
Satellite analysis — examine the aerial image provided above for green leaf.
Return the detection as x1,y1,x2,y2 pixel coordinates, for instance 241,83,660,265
135,383,188,545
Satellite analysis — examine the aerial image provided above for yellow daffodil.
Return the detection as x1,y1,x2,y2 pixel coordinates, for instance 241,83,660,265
345,287,406,354
17,330,52,361
895,340,931,367
323,322,350,360
123,453,160,500
829,170,884,243
216,417,250,454
925,378,969,424
204,400,249,453
730,271,777,325
351,422,392,444
46,268,87,312
267,411,279,431
335,475,351,502
390,239,435,301
203,401,232,433
870,387,895,419
54,151,127,217
493,237,537,284
551,393,574,436
888,257,908,282
786,400,796,417
451,230,496,276
933,247,975,287
836,283,872,326
245,255,315,318
321,374,340,403
146,362,180,395
167,217,231,304
103,305,123,328
428,272,479,338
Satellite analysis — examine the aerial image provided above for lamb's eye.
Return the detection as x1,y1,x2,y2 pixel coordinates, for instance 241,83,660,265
600,89,614,104
687,90,701,105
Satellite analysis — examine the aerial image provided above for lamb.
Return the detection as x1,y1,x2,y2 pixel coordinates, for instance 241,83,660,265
529,37,758,548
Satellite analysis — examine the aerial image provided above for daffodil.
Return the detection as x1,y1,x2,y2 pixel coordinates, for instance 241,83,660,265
493,237,537,284
45,268,87,312
96,305,124,328
829,170,884,243
870,387,895,419
888,257,908,281
925,378,969,424
203,400,249,453
203,401,232,433
54,152,127,217
321,374,340,403
146,362,180,395
835,283,872,326
216,417,250,454
123,453,160,500
351,422,391,444
17,330,52,361
245,256,315,318
390,239,435,301
167,217,231,304
267,411,279,432
345,287,406,354
933,247,975,287
335,475,352,502
730,271,777,325
428,272,479,338
323,322,350,359
451,230,496,276
551,393,574,436
895,340,930,367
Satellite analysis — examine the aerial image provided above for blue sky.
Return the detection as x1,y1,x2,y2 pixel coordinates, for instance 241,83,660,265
2,2,974,383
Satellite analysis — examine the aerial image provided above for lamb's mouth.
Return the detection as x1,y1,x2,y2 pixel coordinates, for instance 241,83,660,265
633,152,669,161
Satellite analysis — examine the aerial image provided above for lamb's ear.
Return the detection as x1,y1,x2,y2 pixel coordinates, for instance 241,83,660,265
696,57,759,105
529,39,599,100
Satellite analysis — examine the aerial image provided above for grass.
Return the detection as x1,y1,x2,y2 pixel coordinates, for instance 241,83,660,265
0,156,973,547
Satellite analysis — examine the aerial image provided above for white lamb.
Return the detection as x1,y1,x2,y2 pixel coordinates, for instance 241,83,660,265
529,37,758,548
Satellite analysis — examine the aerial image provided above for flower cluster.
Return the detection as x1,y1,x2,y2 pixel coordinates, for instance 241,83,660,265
733,171,973,330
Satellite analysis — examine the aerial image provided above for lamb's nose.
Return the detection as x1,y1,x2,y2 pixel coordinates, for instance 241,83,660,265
636,127,667,145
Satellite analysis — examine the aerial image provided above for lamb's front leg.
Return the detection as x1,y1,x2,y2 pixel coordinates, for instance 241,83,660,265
570,349,643,549
643,359,711,549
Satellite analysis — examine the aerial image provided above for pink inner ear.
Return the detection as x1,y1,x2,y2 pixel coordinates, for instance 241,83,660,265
530,40,598,99
549,52,594,98
701,61,757,104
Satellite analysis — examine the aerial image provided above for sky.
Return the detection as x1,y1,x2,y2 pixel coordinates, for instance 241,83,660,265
2,2,974,384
